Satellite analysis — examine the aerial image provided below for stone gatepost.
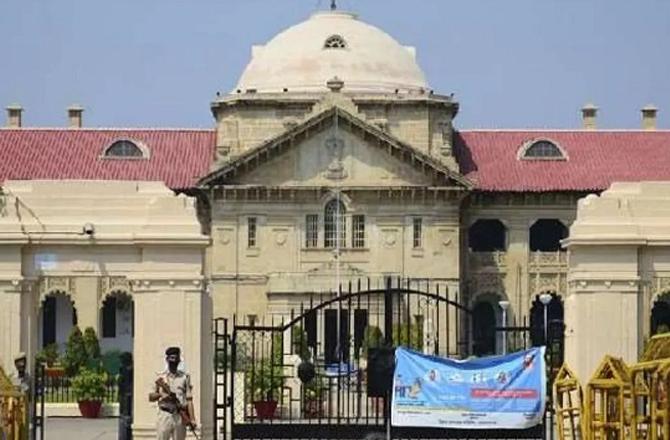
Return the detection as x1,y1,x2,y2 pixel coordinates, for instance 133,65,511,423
131,277,213,439
565,182,670,381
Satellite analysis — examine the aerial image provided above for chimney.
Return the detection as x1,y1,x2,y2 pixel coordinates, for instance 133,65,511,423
641,104,658,131
6,104,23,128
67,104,84,128
581,103,598,130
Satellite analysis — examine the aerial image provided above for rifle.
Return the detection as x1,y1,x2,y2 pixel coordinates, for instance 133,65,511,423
155,377,199,440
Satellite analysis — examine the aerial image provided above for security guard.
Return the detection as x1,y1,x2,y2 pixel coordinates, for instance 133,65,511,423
11,352,31,440
148,347,196,440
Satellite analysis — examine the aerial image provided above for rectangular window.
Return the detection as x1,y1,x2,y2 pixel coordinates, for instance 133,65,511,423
102,297,117,338
324,309,350,364
247,217,257,248
354,309,368,354
352,215,365,248
413,217,423,248
305,214,318,248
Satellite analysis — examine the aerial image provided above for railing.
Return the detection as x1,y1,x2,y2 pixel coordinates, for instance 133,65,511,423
468,250,507,269
529,251,567,268
43,370,118,403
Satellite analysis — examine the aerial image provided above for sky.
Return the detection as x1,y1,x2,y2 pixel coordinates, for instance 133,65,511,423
1,0,668,130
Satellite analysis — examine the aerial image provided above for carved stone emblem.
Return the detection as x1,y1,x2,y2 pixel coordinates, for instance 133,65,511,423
324,136,347,180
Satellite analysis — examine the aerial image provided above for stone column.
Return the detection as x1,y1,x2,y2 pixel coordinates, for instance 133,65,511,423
131,278,213,440
0,280,23,373
74,276,101,334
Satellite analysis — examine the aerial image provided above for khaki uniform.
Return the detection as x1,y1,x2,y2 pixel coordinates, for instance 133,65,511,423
153,370,192,440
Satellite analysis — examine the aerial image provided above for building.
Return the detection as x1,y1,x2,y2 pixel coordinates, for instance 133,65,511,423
1,7,669,437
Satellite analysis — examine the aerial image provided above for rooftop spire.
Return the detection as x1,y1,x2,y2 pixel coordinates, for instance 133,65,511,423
330,0,336,11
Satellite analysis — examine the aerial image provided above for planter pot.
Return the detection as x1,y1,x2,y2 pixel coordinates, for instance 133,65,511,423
303,398,324,418
78,400,103,418
253,400,278,420
45,367,65,378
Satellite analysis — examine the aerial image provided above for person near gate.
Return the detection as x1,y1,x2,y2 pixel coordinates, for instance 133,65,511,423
148,347,197,440
10,352,31,440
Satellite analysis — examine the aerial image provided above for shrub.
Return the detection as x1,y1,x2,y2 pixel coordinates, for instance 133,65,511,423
361,325,383,357
291,326,311,361
71,367,107,402
83,327,101,361
63,326,87,376
392,318,424,351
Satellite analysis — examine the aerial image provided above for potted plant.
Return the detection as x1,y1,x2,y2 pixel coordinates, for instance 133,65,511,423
72,367,107,418
303,373,325,418
36,344,64,377
248,358,284,419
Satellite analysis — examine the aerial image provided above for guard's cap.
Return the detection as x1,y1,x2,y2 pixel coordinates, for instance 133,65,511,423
165,346,181,357
14,352,26,362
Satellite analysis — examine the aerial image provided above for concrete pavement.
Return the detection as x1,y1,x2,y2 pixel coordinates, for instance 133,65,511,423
45,417,118,440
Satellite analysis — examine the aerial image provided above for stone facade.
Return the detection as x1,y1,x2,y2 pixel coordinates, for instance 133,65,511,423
0,180,212,439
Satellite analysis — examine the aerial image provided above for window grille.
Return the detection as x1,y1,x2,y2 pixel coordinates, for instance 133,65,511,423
523,140,564,159
324,199,346,248
413,217,423,248
352,215,365,248
105,140,143,157
324,34,347,49
247,217,257,247
305,214,319,248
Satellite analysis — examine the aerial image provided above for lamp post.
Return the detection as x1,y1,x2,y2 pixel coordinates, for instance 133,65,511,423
539,293,553,346
498,300,510,355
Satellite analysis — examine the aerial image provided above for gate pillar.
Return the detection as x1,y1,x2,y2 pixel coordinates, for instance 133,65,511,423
131,279,214,439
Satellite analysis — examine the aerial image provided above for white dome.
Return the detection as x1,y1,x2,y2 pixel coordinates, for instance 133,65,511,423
234,11,429,94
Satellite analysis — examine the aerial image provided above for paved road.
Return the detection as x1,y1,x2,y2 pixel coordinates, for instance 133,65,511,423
45,417,118,440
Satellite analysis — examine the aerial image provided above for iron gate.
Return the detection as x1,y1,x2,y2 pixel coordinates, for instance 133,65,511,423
215,278,554,439
31,362,45,440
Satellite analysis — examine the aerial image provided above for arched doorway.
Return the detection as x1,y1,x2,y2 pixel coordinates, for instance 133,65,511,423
473,300,497,356
651,292,670,335
39,291,76,350
100,290,134,353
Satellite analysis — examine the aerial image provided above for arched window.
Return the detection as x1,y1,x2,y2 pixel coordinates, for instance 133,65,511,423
324,199,346,248
101,291,134,353
324,35,347,49
530,219,568,252
104,140,144,158
473,302,496,356
468,219,507,252
520,140,566,160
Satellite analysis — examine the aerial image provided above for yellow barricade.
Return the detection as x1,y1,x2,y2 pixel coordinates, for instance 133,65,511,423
0,365,28,440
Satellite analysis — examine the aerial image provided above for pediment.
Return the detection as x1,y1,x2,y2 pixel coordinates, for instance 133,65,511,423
198,107,470,189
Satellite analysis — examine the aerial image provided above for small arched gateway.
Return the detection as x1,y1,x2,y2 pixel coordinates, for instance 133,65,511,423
39,290,77,350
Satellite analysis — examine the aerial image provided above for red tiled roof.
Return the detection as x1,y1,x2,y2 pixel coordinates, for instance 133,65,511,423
455,130,670,192
0,128,215,189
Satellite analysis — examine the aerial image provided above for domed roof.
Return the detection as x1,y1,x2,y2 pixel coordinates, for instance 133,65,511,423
234,11,429,94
